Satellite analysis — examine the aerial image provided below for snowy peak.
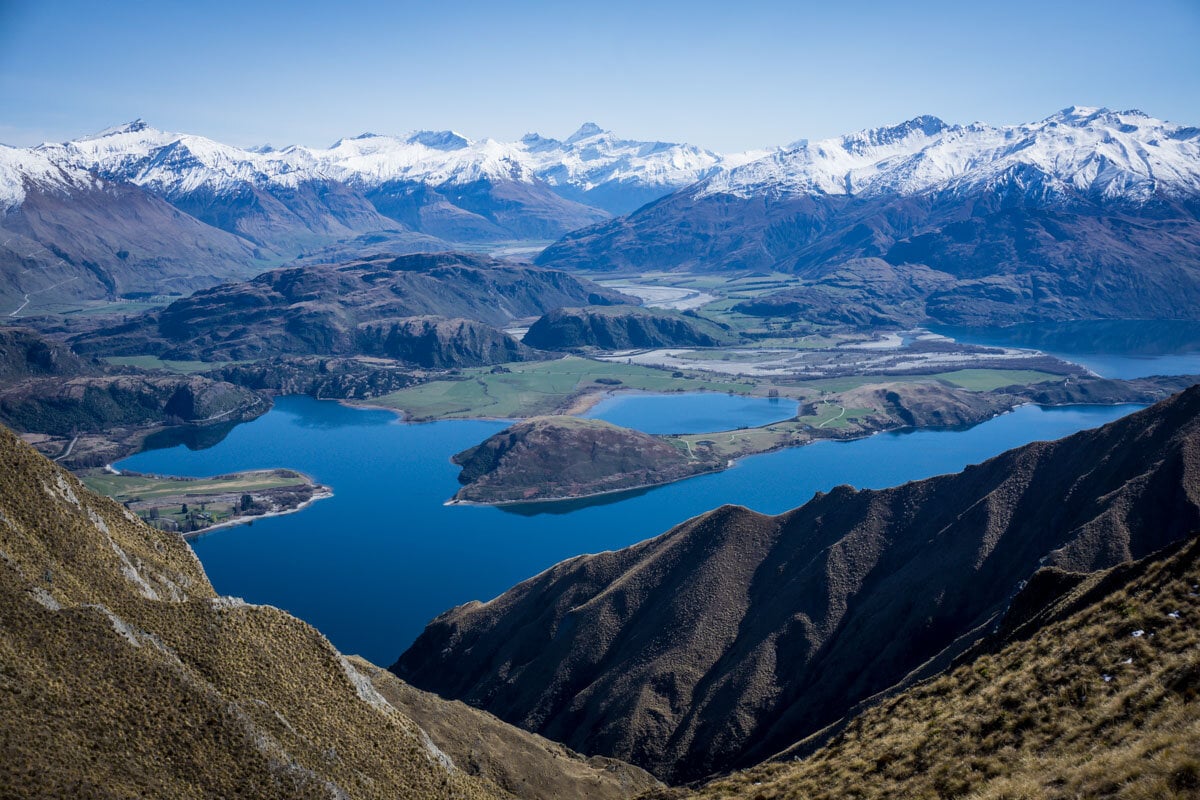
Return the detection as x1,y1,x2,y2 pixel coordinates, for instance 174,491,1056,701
566,122,608,143
92,119,153,138
699,107,1200,203
840,115,950,153
405,130,470,151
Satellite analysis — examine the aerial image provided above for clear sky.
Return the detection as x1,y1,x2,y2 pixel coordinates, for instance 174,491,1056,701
1,0,1197,152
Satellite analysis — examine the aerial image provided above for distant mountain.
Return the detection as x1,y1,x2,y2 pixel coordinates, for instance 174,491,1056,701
0,425,658,800
519,123,740,214
0,142,265,311
71,252,632,364
24,119,739,250
395,385,1200,781
539,107,1200,325
0,120,748,310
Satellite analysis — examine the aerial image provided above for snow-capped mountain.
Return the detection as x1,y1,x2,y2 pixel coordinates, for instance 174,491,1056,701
698,107,1200,203
517,123,751,213
540,107,1200,325
0,138,263,311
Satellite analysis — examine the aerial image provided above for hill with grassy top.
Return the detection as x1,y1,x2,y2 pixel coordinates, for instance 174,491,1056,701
451,416,724,504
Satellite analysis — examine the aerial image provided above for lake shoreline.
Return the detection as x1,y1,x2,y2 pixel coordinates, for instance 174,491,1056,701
184,487,334,538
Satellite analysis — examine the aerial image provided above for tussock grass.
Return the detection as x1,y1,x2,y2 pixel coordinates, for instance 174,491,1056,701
656,539,1200,800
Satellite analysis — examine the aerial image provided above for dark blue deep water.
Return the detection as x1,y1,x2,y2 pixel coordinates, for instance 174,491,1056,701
932,320,1200,379
117,396,1143,665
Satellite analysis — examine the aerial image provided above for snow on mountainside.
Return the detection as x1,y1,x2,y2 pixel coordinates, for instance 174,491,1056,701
698,107,1200,203
521,122,725,192
0,143,103,210
26,120,733,201
306,132,539,187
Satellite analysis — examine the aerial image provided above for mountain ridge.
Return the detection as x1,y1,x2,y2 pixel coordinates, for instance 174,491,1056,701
395,385,1200,781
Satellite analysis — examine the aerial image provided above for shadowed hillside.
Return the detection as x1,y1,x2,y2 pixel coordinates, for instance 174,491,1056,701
651,535,1200,799
396,386,1200,781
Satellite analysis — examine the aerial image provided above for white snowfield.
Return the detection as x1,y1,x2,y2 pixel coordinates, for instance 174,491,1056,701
696,107,1200,203
2,107,1196,213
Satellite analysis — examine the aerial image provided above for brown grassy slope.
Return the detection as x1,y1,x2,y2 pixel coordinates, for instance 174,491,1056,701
0,423,505,800
395,386,1200,782
659,536,1200,800
351,657,661,800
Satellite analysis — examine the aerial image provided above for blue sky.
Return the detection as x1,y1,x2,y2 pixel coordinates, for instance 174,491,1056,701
1,0,1197,151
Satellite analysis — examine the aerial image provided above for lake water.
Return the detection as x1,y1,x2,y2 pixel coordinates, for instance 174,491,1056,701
583,392,799,433
932,320,1200,379
116,396,1143,665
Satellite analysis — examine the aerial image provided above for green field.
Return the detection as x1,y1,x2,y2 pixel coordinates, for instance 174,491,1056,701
105,355,239,374
926,369,1064,391
83,470,307,502
371,356,747,420
82,469,314,533
797,368,1064,394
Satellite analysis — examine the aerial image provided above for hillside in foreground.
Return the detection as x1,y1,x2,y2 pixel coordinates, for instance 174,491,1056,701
0,423,657,800
657,534,1200,800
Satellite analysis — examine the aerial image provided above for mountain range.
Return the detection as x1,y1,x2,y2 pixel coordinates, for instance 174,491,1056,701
0,119,743,310
540,107,1200,325
4,107,1199,324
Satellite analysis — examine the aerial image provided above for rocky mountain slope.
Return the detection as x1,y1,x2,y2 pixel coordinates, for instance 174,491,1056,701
450,417,724,504
523,306,733,350
651,535,1200,800
540,107,1200,325
0,424,658,800
71,252,630,363
395,385,1200,781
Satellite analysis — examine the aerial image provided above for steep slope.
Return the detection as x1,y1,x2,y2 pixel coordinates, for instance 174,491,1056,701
0,425,661,800
0,144,263,311
539,108,1200,325
395,386,1200,781
522,306,734,350
654,536,1200,800
450,417,724,504
71,252,630,363
350,658,660,800
0,424,504,799
356,316,533,368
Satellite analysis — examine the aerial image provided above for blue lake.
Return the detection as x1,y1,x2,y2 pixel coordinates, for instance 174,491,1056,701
583,392,799,433
932,320,1200,379
117,396,1144,665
